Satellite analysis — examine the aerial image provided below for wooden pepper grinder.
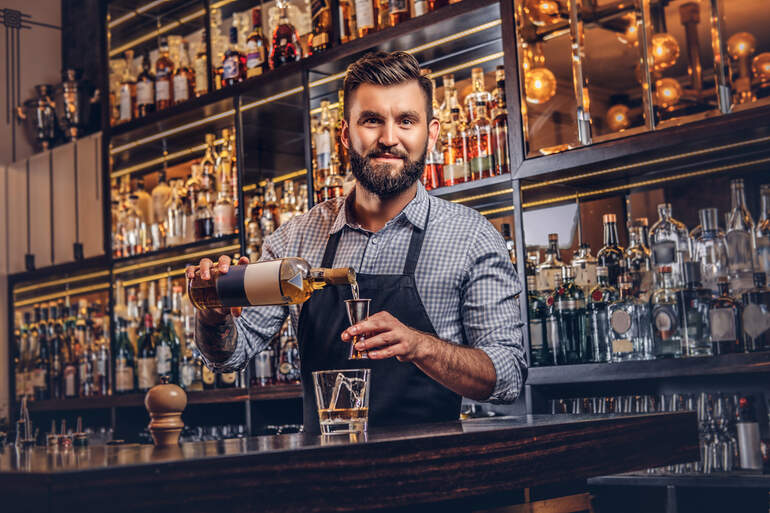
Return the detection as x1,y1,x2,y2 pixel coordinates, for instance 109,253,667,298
145,376,187,446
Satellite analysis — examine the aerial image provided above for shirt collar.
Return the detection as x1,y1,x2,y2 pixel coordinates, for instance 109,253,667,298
329,181,430,235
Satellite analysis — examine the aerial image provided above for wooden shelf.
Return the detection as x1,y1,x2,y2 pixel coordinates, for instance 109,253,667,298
527,352,770,386
111,235,240,271
249,383,303,401
588,471,770,489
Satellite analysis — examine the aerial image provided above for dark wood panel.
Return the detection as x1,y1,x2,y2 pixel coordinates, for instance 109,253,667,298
588,472,770,489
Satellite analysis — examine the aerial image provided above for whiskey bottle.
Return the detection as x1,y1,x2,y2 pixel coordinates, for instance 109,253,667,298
114,318,136,394
679,262,714,357
742,272,770,352
155,36,174,110
173,40,194,105
165,182,186,247
136,312,158,392
269,0,303,70
253,347,275,386
355,0,377,37
377,0,391,29
93,322,111,396
222,26,246,88
423,76,443,190
586,266,617,363
136,50,156,117
597,214,625,288
338,0,356,42
649,203,690,287
527,274,552,366
311,0,332,53
625,223,653,300
389,0,410,25
464,67,492,119
571,243,598,296
441,107,470,186
727,179,756,295
188,258,356,310
48,303,63,399
693,208,729,293
491,69,509,176
314,100,334,185
246,7,269,77
77,332,94,398
608,274,653,361
536,233,565,293
650,266,684,358
709,277,744,355
548,266,588,364
213,180,236,237
118,50,137,123
755,184,770,275
194,42,208,97
469,102,493,180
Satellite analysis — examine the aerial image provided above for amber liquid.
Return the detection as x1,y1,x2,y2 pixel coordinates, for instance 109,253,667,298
318,407,368,423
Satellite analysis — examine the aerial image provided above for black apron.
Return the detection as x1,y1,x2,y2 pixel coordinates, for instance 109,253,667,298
297,205,462,434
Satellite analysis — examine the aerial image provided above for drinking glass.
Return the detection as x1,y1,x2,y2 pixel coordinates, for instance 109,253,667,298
313,369,371,434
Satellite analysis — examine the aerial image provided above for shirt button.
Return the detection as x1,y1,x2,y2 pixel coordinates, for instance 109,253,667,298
370,237,378,245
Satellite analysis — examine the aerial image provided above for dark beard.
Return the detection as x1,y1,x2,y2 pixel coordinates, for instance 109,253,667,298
349,145,426,199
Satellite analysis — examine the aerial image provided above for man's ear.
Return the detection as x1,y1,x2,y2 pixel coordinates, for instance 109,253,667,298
340,119,350,150
427,117,440,152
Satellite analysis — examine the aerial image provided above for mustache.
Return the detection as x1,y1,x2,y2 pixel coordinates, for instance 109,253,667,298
366,149,408,160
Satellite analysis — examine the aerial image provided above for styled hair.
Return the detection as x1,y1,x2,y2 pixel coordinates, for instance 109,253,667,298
342,51,433,122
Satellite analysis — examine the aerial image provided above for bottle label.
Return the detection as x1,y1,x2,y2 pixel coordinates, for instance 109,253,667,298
610,309,632,335
221,371,237,384
156,80,171,101
246,40,266,72
354,0,375,28
443,163,468,183
137,357,158,389
119,87,132,120
413,0,428,16
195,59,208,93
612,338,633,354
470,155,493,176
15,373,24,398
136,81,154,105
574,262,597,290
202,365,216,385
757,241,770,274
726,231,753,271
181,363,194,387
390,0,408,14
64,366,77,396
555,299,585,310
653,306,678,339
173,74,190,102
156,345,172,375
536,268,560,292
96,357,107,378
214,204,235,235
33,368,47,388
223,56,239,80
742,304,770,339
216,260,285,307
255,351,273,378
115,358,134,391
710,307,737,341
652,240,676,265
529,319,544,350
314,132,332,168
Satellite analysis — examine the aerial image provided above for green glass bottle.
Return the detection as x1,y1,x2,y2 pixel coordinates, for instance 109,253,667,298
136,312,157,392
527,274,551,366
156,303,181,385
114,319,136,394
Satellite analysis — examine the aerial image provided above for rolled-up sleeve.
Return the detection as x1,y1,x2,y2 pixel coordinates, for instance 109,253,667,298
460,224,527,403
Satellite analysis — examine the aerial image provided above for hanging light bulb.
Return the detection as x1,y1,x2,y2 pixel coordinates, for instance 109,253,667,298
616,12,638,46
525,67,557,104
727,32,757,60
655,78,682,108
650,33,680,71
606,104,631,131
524,0,561,26
753,52,770,82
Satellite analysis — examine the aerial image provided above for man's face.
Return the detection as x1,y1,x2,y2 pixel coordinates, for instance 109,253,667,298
341,81,440,199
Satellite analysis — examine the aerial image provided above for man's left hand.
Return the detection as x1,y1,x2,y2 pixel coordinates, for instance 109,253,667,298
340,311,434,362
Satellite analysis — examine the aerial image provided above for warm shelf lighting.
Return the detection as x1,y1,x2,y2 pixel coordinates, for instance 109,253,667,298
110,111,234,155
15,283,111,308
449,187,512,203
480,205,513,216
120,267,187,287
241,86,304,112
607,104,631,132
242,169,308,192
655,78,682,108
113,243,241,275
109,8,205,58
108,0,173,29
13,269,111,295
753,52,770,82
429,51,504,79
650,33,680,71
525,67,557,104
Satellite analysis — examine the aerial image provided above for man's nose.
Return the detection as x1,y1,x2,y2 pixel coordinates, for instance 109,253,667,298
378,120,398,147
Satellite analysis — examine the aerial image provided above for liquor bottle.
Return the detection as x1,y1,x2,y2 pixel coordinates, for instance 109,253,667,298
114,319,136,394
48,303,63,399
679,262,714,357
166,182,186,246
118,50,137,123
253,346,275,387
527,275,552,366
625,223,653,300
650,266,683,358
269,0,303,70
136,312,157,392
608,274,653,361
756,184,770,275
277,321,301,383
213,161,236,237
194,191,215,240
597,214,625,288
377,0,390,29
412,0,428,17
464,67,492,119
311,0,332,53
188,258,356,310
709,277,744,355
31,309,48,401
423,76,443,190
136,50,156,117
536,233,565,293
548,266,588,364
194,42,208,97
441,107,470,186
78,333,94,398
222,26,246,88
742,272,770,352
355,0,377,37
157,304,181,385
338,0,356,42
441,74,464,124
468,102,493,180
500,223,515,263
134,177,153,227
218,368,238,388
62,307,79,398
726,179,756,294
261,183,278,235
173,40,194,105
93,323,111,396
155,36,174,110
315,100,334,186
649,203,690,287
202,359,217,390
571,243,598,296
246,7,269,77
586,266,617,363
390,0,410,25
246,197,264,263
491,68,509,176
280,180,298,225
152,170,172,245
693,208,729,293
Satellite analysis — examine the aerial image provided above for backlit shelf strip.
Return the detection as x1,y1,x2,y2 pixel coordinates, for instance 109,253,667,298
13,269,111,295
109,8,206,57
14,283,111,309
241,86,304,112
111,138,225,179
108,0,173,29
480,205,513,216
120,267,187,288
113,243,241,275
449,187,512,203
242,169,308,192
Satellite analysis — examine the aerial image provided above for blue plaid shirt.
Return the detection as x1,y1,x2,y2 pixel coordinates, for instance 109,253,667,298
205,182,527,403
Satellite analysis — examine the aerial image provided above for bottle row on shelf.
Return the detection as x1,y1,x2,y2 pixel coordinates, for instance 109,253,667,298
527,179,770,366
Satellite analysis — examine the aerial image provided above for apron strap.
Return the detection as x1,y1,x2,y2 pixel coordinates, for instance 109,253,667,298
321,230,343,269
403,201,430,276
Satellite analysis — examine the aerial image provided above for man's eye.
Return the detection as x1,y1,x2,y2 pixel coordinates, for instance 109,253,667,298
401,118,416,126
363,118,381,124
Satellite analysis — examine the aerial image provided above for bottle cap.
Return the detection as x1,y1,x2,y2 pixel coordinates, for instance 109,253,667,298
548,233,558,242
635,217,648,227
603,213,617,223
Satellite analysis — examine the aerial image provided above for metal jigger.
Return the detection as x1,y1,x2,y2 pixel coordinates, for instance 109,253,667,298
344,299,371,359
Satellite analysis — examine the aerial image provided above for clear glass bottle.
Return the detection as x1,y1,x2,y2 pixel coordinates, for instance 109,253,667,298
194,42,208,97
726,179,756,294
709,277,744,355
608,274,653,361
155,35,174,110
464,67,492,119
544,273,562,366
118,50,137,123
572,243,598,296
277,321,301,383
598,214,625,289
157,305,181,385
441,107,470,186
536,233,565,294
625,224,653,300
527,274,552,366
165,181,186,246
548,266,588,365
756,185,770,276
650,266,683,358
315,100,334,182
694,208,729,293
587,266,617,363
649,203,690,287
172,40,194,105
194,191,215,240
679,261,713,357
742,272,770,352
213,180,235,237
468,102,493,180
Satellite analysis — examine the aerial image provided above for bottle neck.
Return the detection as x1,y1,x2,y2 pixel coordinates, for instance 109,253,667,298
731,185,747,211
603,221,619,246
760,190,770,221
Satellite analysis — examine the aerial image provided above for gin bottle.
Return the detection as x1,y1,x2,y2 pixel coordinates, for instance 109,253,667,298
726,179,756,294
586,266,617,363
625,224,653,300
536,233,565,293
755,184,770,275
545,274,562,365
650,266,683,358
742,272,770,352
572,243,598,296
649,203,690,287
679,261,713,357
548,266,588,365
608,274,652,361
597,214,625,288
694,208,729,293
527,275,552,366
709,277,744,355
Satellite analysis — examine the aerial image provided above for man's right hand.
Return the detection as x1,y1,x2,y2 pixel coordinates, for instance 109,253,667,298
186,254,250,323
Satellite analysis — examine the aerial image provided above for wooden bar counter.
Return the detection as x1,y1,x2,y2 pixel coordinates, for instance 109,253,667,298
0,413,698,513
